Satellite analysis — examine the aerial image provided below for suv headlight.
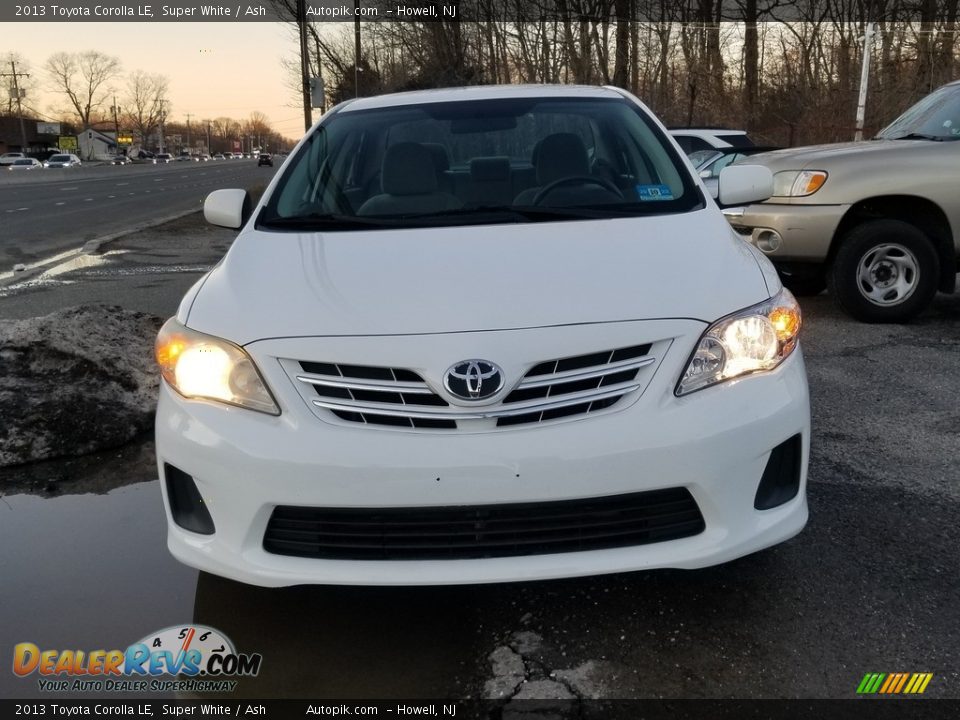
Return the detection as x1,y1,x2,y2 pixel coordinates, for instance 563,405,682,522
155,318,280,415
677,288,801,396
772,170,827,197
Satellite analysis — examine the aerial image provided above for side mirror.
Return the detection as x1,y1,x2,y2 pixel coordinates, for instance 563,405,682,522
717,165,773,206
204,189,251,229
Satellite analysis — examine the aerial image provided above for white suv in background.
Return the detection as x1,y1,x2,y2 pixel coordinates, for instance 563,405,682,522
155,85,808,587
670,128,755,155
0,152,26,166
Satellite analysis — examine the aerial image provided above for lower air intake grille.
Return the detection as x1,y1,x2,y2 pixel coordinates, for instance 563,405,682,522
263,488,705,561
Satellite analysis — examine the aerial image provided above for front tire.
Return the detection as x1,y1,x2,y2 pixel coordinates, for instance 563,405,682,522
828,220,939,323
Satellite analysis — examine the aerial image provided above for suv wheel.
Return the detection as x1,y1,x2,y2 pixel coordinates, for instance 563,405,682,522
828,219,939,323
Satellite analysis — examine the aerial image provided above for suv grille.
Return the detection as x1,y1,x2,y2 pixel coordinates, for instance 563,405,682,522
263,487,705,560
287,343,657,431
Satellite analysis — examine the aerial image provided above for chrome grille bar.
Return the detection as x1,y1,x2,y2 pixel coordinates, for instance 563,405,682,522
313,383,640,421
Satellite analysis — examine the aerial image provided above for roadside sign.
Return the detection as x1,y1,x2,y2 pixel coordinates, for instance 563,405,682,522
59,136,77,150
118,135,134,145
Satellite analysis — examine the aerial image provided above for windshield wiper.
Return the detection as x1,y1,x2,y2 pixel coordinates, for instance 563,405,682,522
258,213,396,230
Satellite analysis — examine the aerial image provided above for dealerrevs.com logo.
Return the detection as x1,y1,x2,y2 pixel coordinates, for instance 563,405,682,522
12,625,262,693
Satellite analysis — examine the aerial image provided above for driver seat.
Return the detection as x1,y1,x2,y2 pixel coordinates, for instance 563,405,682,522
513,133,591,205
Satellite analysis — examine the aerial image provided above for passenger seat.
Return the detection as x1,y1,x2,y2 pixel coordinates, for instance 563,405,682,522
467,157,513,208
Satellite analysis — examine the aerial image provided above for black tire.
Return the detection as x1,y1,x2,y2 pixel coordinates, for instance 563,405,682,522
780,273,827,297
827,219,939,323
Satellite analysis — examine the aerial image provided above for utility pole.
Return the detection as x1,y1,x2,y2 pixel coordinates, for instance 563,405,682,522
185,113,192,152
1,61,30,151
111,96,121,153
354,0,361,97
205,120,211,154
854,22,876,142
158,100,166,153
297,0,311,132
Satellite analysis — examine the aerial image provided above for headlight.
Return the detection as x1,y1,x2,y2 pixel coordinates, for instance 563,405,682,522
676,288,801,396
772,170,827,197
155,318,280,415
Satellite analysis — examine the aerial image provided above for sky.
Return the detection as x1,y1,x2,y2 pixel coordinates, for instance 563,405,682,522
5,22,313,141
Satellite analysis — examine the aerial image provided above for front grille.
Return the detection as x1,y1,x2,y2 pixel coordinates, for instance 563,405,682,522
263,487,705,560
295,361,456,430
286,342,659,431
497,344,652,427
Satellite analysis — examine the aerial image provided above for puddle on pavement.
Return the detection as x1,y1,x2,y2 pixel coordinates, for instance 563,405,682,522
0,437,484,700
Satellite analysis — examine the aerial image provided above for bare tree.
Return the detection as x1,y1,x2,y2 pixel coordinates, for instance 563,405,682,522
45,51,121,128
124,70,169,145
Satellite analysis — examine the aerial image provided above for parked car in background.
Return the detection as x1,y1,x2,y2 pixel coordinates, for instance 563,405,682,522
213,153,225,160
156,153,173,163
257,153,273,167
7,158,42,171
200,154,211,161
154,84,808,587
670,128,755,154
111,155,131,165
724,79,960,322
0,152,26,166
689,146,781,179
44,153,82,168
177,154,199,162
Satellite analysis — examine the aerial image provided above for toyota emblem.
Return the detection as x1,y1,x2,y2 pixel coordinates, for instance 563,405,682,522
444,360,504,401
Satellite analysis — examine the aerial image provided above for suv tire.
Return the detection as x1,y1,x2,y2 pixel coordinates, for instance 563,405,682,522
828,219,939,323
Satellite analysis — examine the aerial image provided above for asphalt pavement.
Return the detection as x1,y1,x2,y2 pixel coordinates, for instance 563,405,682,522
0,158,274,268
0,216,957,702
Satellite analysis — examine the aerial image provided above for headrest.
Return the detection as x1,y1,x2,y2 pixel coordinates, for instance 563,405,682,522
422,143,450,174
470,156,511,182
536,133,590,185
382,142,438,196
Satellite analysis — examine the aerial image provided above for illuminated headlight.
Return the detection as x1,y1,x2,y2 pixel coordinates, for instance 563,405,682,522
677,288,802,396
772,170,827,197
155,318,280,415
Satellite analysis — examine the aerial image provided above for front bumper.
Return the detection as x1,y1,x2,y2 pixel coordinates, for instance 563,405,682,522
155,324,810,587
724,202,850,262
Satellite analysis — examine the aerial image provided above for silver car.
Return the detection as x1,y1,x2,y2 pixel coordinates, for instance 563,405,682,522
725,80,960,322
45,153,82,168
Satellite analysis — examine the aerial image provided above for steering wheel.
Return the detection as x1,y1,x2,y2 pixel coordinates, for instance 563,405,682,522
531,176,623,205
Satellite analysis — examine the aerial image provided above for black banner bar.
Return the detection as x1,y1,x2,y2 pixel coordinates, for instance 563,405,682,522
3,699,960,719
2,1,955,23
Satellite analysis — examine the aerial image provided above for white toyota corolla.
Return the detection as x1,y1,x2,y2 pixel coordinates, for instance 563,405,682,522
155,85,809,586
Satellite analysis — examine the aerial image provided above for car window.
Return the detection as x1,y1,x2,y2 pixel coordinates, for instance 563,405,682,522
877,84,960,140
261,96,702,231
715,134,754,148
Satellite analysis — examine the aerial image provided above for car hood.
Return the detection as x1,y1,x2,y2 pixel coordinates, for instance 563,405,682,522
185,210,773,343
744,138,947,171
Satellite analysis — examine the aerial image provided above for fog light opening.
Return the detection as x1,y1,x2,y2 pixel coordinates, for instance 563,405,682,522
755,229,783,253
164,463,216,535
754,434,803,510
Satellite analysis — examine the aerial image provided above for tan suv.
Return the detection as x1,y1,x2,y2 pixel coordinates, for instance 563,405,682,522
724,80,960,322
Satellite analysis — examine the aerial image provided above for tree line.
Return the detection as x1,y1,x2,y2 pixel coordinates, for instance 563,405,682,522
278,0,960,147
2,50,293,153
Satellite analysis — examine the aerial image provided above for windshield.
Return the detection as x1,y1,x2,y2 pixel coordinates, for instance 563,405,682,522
877,84,960,141
49,155,68,161
259,96,702,231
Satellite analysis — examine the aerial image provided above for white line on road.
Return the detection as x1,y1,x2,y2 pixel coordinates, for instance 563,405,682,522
55,202,65,206
153,179,162,182
84,198,93,202
116,182,129,186
61,187,78,191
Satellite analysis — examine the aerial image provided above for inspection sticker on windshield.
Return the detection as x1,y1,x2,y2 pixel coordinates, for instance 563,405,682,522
636,184,674,201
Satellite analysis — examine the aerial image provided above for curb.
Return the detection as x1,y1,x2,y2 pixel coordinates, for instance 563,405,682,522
1,207,202,290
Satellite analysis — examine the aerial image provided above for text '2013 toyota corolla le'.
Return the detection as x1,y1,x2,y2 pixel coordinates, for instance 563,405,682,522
154,85,810,587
